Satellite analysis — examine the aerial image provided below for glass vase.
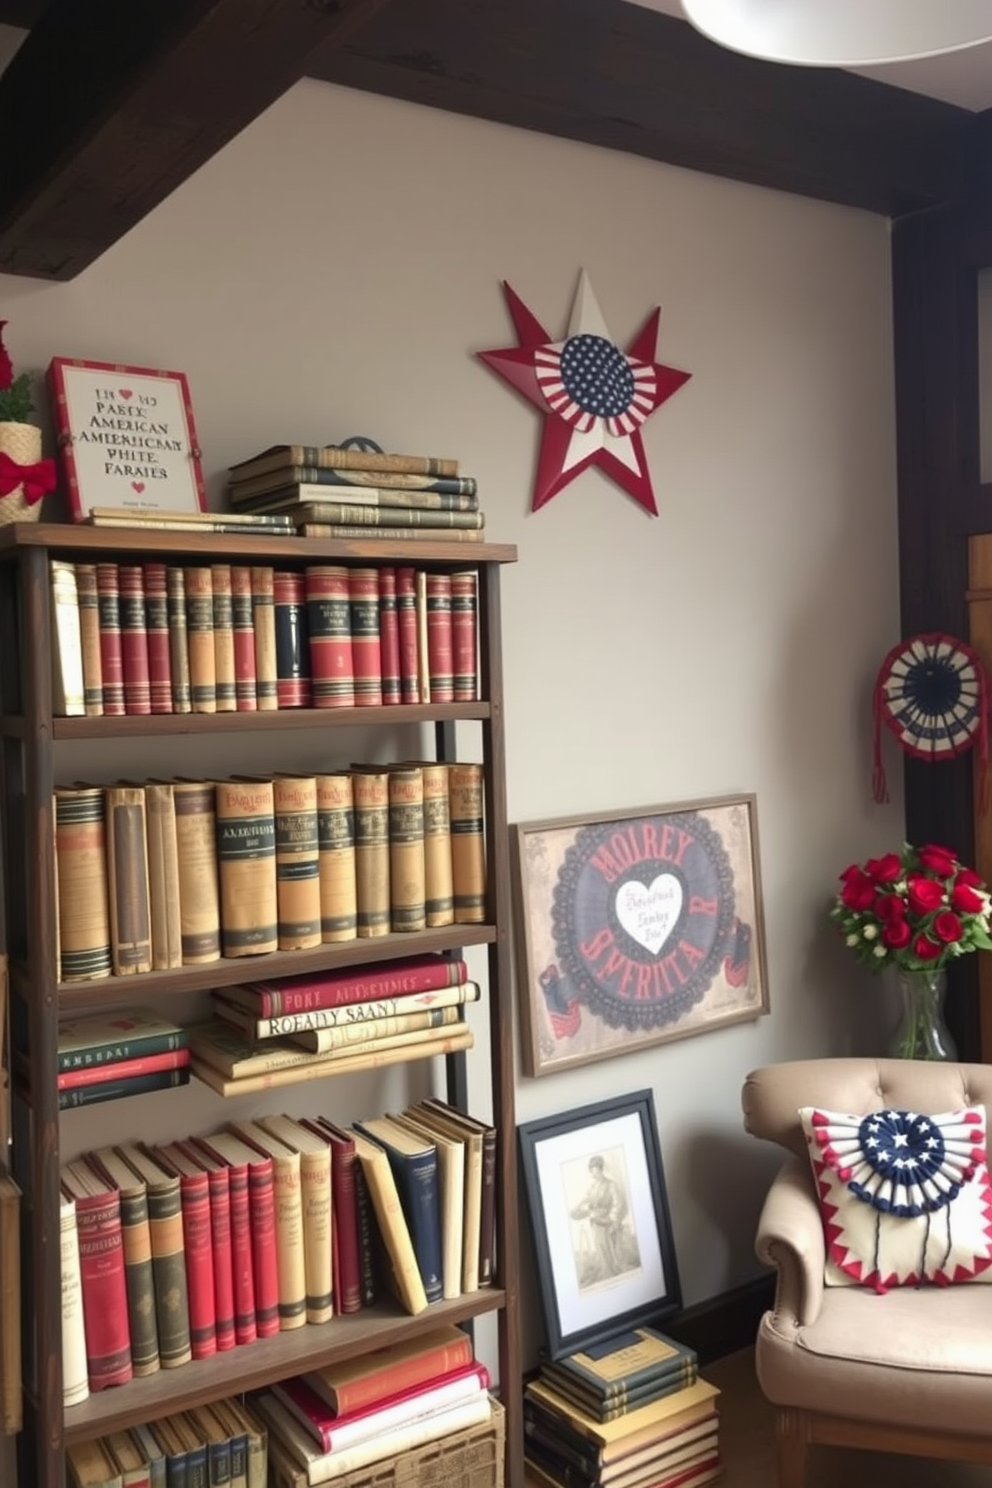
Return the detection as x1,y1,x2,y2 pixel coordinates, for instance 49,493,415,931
888,965,957,1061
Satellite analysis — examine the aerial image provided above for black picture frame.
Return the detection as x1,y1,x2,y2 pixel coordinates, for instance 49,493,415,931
517,1089,682,1360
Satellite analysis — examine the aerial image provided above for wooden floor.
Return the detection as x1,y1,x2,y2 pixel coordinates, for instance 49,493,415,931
526,1349,992,1488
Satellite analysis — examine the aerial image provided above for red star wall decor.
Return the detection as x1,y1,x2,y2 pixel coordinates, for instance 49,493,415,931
477,269,691,515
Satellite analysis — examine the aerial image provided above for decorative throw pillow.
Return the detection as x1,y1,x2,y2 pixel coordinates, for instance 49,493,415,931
798,1103,992,1292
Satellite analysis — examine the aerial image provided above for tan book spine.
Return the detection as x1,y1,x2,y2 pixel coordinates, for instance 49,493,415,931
190,1025,473,1095
184,565,216,714
388,765,426,933
290,1002,462,1054
49,560,85,717
412,1106,481,1293
228,1122,306,1332
172,781,222,964
104,785,153,975
316,773,357,943
421,761,454,927
272,775,321,951
59,1194,89,1408
54,786,112,982
0,1168,20,1430
74,562,104,717
166,565,192,714
216,779,278,956
251,566,278,711
352,769,391,938
349,1130,428,1316
257,1115,333,1326
144,782,183,970
211,562,237,713
449,763,487,924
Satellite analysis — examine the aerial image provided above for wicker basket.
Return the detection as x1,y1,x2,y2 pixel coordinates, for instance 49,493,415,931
0,421,43,525
330,1399,505,1488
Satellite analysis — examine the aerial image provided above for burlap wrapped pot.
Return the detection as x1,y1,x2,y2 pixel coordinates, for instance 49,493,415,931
0,420,43,524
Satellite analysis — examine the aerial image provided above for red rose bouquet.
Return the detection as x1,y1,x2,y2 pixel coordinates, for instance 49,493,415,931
830,843,992,973
0,320,34,423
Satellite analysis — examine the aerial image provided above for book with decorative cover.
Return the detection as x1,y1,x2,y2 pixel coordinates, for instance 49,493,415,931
60,1160,133,1392
215,778,277,957
113,1142,193,1371
543,1326,698,1403
54,785,112,982
218,953,468,1017
347,567,383,707
315,772,357,943
272,775,321,952
104,784,152,975
75,562,104,717
57,1006,185,1073
118,563,151,715
387,765,426,934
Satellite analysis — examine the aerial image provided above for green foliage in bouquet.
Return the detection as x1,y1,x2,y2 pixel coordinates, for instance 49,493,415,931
0,321,34,423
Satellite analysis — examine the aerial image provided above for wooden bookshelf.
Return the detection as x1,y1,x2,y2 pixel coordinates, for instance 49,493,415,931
0,523,522,1488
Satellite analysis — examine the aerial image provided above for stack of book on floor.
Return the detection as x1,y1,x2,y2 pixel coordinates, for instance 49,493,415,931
56,1007,189,1110
226,442,486,543
66,1395,267,1488
191,954,481,1095
524,1326,722,1488
255,1324,504,1488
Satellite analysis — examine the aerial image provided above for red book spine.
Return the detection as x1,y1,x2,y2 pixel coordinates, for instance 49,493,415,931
278,1361,490,1451
75,1191,134,1390
231,565,258,712
95,562,126,716
378,567,401,705
451,570,478,702
348,567,382,706
57,1048,190,1090
246,1158,280,1337
274,569,312,708
176,1169,217,1359
118,564,151,715
177,1141,236,1351
425,573,454,703
396,566,420,704
143,561,174,714
300,1121,361,1314
219,1159,257,1345
327,1332,475,1416
249,954,468,1015
305,565,354,708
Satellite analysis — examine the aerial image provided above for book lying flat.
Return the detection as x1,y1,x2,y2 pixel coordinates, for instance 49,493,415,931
190,1025,473,1096
87,506,296,530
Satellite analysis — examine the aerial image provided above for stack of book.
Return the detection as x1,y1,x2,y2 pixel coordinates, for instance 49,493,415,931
66,1396,267,1488
58,1099,496,1406
53,766,487,984
227,443,486,543
254,1325,500,1487
192,954,481,1095
49,556,479,718
524,1327,722,1488
56,1007,189,1111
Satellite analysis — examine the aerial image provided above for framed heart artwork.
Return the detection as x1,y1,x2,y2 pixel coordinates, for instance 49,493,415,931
47,357,206,522
511,794,769,1076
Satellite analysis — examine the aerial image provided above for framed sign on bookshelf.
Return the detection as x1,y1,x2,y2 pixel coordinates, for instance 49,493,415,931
517,1090,681,1359
48,358,206,522
512,793,769,1076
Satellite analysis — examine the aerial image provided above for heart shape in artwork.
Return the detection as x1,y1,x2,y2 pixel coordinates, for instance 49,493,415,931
131,481,145,493
119,388,133,401
615,874,683,956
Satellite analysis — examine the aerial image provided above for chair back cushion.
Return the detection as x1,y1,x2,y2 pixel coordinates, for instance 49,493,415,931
742,1058,992,1161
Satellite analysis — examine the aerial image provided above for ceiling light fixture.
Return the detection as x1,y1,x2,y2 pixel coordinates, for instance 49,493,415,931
678,0,992,66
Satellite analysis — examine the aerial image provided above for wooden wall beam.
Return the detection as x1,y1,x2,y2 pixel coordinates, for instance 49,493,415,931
0,0,392,281
313,0,975,217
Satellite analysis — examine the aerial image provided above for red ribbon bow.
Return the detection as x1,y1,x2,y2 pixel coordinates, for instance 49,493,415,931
0,450,57,504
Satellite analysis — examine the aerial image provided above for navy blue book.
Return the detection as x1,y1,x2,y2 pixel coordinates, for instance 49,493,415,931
353,1115,443,1304
150,1417,189,1488
172,1413,208,1488
188,1404,233,1488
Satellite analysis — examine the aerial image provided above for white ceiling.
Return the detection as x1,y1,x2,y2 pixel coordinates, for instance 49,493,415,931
626,0,992,110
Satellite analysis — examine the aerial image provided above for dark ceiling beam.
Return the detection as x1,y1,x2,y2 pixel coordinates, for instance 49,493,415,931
312,0,975,218
0,0,393,281
0,3,40,25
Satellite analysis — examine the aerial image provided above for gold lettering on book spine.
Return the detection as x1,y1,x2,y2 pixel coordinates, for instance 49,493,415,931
388,767,426,933
173,783,221,963
54,788,112,981
449,764,487,923
273,776,321,950
316,773,357,942
353,771,391,937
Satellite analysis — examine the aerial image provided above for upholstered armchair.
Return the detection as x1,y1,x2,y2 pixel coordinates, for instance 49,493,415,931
742,1058,992,1487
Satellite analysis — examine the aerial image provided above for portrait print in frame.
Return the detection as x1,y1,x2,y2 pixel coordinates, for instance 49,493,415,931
517,1090,681,1359
512,793,769,1077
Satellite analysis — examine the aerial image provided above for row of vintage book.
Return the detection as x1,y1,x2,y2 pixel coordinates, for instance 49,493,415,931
60,1094,496,1405
53,762,487,982
50,557,479,718
67,1395,268,1488
524,1325,722,1488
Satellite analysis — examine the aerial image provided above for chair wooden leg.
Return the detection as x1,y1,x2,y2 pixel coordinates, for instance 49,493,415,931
776,1407,809,1488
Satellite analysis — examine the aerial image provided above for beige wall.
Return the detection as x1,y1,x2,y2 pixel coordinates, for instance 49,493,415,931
0,76,904,1366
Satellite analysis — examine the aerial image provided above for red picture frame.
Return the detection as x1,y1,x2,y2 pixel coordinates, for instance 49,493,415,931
47,358,206,523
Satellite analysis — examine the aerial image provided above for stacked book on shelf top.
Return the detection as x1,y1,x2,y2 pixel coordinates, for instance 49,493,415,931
54,1006,189,1111
524,1326,722,1488
226,442,486,543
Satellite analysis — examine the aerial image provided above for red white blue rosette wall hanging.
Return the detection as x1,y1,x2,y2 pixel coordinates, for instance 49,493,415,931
477,270,691,515
871,632,989,806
